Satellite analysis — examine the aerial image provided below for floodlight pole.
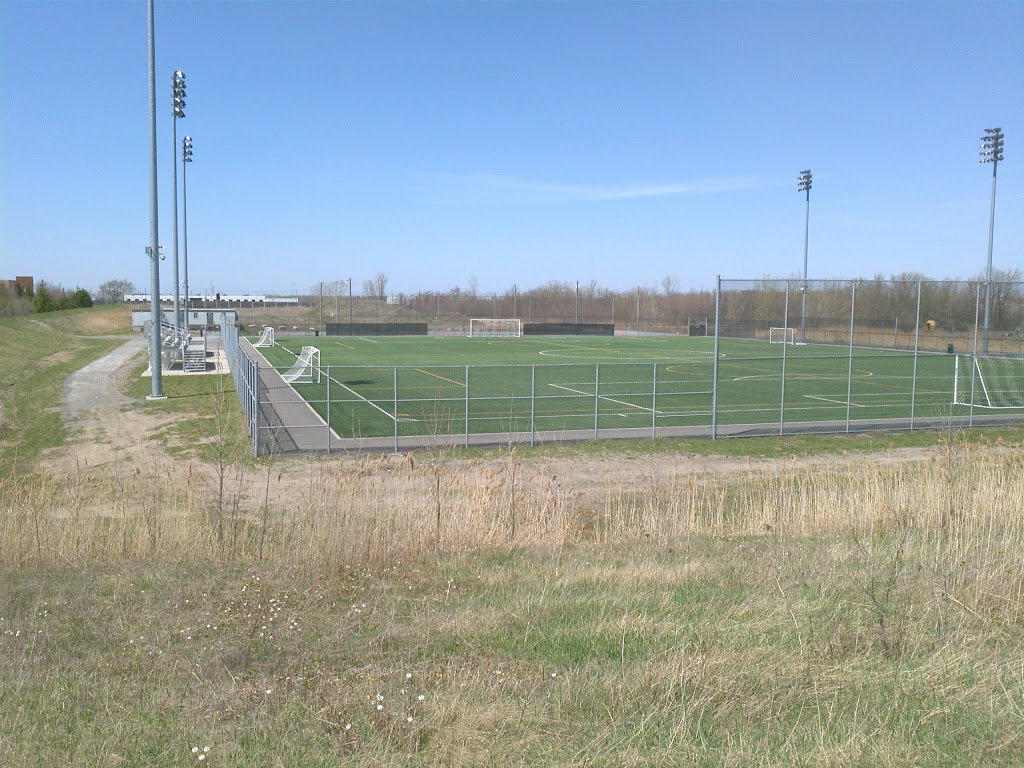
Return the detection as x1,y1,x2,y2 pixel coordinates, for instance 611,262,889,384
348,277,353,326
171,70,186,340
181,136,193,326
575,280,579,324
146,0,165,400
979,127,1004,353
797,170,812,344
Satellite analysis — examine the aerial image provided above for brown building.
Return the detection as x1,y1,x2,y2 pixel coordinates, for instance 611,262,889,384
1,276,34,297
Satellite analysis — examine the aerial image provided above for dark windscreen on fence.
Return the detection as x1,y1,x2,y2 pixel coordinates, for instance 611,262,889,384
523,323,615,336
326,323,428,336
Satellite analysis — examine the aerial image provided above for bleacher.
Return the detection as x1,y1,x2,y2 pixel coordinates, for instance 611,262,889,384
183,334,207,373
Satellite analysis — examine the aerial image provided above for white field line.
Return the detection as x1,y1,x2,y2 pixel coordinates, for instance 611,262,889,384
357,337,381,344
325,370,398,423
547,383,663,415
804,394,868,408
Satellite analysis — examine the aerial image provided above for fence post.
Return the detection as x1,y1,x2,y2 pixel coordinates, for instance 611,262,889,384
910,281,922,430
652,363,657,437
465,366,470,448
594,364,600,438
779,284,790,435
252,358,260,457
530,365,536,446
969,283,982,427
326,363,331,454
711,276,721,440
393,366,399,453
846,282,856,432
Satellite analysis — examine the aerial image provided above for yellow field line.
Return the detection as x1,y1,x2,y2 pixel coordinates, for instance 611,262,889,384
415,368,466,387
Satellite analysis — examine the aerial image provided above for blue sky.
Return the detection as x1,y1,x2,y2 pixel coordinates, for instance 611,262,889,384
2,0,1021,297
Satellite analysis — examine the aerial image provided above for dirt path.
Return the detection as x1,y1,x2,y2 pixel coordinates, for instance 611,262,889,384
61,336,147,420
44,336,184,475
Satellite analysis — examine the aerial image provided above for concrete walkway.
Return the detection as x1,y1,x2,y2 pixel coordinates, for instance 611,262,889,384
242,338,341,454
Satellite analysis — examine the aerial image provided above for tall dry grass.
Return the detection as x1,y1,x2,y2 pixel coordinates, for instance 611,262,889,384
3,438,1022,580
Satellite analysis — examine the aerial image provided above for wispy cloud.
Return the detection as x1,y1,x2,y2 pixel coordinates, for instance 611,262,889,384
441,173,774,203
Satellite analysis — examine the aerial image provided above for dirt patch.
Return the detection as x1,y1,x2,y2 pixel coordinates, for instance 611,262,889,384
40,337,184,476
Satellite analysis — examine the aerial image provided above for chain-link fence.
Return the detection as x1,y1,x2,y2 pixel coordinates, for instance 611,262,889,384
233,286,716,338
223,279,1024,455
718,278,1023,355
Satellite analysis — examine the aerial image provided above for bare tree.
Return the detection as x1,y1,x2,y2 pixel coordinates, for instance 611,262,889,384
987,268,1023,330
372,272,389,300
97,279,137,304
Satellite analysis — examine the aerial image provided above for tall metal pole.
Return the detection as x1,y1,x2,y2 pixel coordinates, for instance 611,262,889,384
575,280,579,324
979,127,1004,353
171,71,186,340
348,277,353,327
182,135,193,327
798,170,812,344
146,0,165,400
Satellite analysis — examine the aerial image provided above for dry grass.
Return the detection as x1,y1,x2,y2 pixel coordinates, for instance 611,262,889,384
3,437,1022,579
1,438,1023,765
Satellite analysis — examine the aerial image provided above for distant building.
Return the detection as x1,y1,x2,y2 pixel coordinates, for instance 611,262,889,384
124,293,299,307
1,275,34,298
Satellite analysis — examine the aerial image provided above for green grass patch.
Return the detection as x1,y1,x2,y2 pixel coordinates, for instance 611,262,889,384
124,367,252,462
0,313,124,474
2,538,1021,766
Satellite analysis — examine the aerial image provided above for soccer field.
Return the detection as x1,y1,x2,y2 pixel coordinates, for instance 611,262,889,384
247,334,1011,441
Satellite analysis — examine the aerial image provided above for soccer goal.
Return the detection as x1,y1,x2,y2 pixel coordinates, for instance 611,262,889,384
953,354,1024,409
469,318,522,337
769,327,797,344
253,326,275,347
282,346,321,384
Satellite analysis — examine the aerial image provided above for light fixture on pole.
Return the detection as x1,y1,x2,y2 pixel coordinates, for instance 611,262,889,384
181,135,193,324
979,127,1004,353
797,169,812,344
171,70,187,340
146,0,165,399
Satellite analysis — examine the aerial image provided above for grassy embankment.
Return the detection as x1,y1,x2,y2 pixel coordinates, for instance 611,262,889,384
0,307,1022,766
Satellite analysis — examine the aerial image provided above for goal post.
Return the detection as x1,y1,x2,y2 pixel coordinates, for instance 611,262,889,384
469,318,522,338
953,353,1024,409
769,327,797,344
253,325,275,347
282,346,321,384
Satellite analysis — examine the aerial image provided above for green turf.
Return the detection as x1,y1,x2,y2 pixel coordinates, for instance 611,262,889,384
251,335,1020,439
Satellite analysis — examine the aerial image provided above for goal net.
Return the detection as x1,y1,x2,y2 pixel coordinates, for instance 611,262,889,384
282,346,321,384
953,354,1024,409
469,318,522,337
253,326,275,347
769,327,796,344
